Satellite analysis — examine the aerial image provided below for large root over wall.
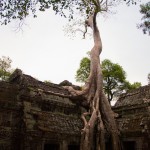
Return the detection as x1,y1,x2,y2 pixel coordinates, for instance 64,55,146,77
64,5,122,150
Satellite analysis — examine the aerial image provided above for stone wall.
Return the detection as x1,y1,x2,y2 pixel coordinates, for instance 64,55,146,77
0,82,22,150
113,85,150,150
0,77,83,150
0,70,150,150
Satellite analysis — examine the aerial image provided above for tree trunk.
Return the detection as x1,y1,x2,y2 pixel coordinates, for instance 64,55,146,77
64,9,121,150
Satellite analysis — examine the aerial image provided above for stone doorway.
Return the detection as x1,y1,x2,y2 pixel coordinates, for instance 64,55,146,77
68,145,80,150
123,141,136,150
44,143,60,150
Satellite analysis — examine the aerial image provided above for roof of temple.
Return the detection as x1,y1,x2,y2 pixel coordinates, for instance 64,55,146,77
0,69,83,136
113,85,150,137
115,84,150,108
9,69,70,96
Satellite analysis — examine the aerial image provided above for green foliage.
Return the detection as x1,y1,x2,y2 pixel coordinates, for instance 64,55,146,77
76,57,90,83
102,59,127,102
123,80,141,90
130,82,141,89
44,80,52,85
76,57,141,102
138,2,150,35
0,56,12,81
0,0,93,25
0,0,139,25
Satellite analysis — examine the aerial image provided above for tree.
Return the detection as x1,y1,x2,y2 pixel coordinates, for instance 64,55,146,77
0,56,12,81
102,59,126,102
0,0,139,150
76,58,141,103
66,8,121,149
138,2,150,35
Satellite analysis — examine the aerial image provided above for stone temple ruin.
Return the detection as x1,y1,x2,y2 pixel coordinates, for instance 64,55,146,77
0,69,150,150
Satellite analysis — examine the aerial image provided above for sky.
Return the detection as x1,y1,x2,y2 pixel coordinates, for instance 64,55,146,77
0,1,150,86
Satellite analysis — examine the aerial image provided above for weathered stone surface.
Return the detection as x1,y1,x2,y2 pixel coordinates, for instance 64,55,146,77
0,70,83,150
115,85,150,107
0,70,150,150
113,85,150,150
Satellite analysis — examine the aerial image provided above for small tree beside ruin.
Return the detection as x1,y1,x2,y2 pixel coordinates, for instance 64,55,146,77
0,56,12,81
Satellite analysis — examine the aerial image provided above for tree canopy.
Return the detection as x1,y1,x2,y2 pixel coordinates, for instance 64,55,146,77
0,0,138,25
0,56,13,81
76,57,141,102
138,1,150,35
102,59,126,102
76,57,90,83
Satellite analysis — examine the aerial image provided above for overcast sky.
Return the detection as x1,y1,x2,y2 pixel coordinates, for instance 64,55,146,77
0,1,150,86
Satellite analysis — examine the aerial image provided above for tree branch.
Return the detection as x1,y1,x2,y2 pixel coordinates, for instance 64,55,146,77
83,24,88,39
